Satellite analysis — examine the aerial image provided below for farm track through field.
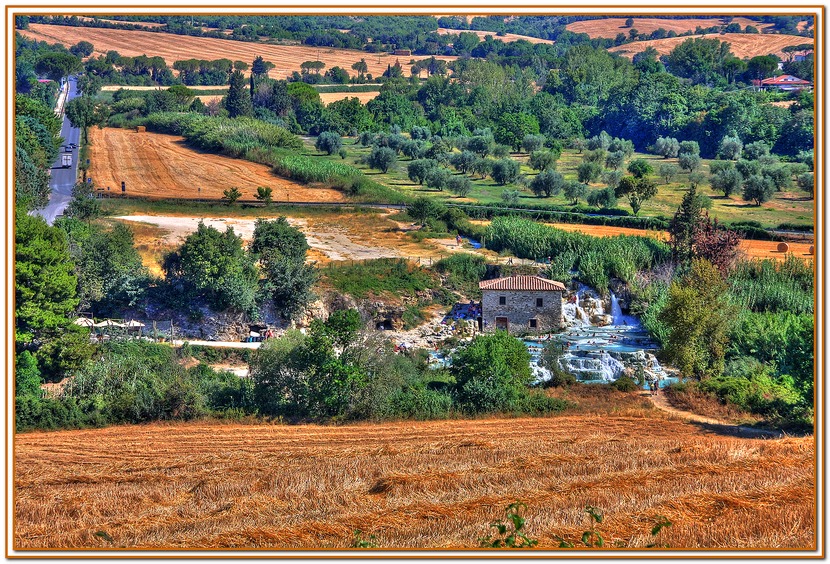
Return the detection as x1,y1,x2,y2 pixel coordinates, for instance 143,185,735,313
20,24,457,80
14,403,814,549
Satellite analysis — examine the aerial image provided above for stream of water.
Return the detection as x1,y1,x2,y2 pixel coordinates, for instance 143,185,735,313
530,284,676,387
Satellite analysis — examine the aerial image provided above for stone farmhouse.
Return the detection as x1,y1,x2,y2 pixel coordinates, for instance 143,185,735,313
479,275,566,334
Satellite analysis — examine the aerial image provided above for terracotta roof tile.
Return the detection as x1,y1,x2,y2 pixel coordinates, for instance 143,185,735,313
479,275,566,292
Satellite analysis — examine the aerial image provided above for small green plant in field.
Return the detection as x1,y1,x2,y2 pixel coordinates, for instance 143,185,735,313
647,515,673,548
351,529,378,548
555,505,604,548
479,501,538,548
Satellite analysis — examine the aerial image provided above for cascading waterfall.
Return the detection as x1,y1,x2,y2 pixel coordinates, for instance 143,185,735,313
532,286,674,387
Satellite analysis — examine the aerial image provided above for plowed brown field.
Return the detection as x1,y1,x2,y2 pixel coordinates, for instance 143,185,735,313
566,17,771,38
19,24,456,80
14,389,814,550
609,32,811,59
87,127,345,202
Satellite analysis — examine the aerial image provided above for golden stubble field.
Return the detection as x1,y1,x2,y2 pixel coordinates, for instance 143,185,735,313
13,388,815,550
19,24,457,80
608,32,811,59
565,17,773,38
87,127,346,202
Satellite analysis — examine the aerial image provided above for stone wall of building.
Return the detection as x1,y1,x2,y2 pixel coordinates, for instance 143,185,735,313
481,289,563,334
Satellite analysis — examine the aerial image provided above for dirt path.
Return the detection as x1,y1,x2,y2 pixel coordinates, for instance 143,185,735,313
647,391,785,439
114,215,401,262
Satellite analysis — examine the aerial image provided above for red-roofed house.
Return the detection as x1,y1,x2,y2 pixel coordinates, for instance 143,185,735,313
479,275,566,333
754,74,812,92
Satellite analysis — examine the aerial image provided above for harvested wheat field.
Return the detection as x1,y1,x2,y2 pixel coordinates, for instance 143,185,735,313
76,16,166,29
87,127,345,202
19,24,456,80
14,388,814,550
319,91,380,106
609,32,811,60
565,17,771,38
435,28,554,44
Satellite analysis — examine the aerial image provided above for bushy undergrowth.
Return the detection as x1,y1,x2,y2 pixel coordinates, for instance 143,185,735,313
434,253,487,298
322,258,440,300
486,217,670,293
16,341,252,431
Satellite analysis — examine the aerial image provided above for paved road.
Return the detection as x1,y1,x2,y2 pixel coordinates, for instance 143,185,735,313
33,76,82,225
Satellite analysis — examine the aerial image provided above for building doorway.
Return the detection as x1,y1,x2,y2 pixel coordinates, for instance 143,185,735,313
495,316,509,331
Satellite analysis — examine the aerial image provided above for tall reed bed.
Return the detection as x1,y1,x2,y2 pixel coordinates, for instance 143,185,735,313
484,216,671,293
728,254,814,314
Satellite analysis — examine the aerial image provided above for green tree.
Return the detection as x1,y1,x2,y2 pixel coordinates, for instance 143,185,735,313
563,180,588,204
658,163,679,184
69,40,94,57
165,222,259,315
678,153,701,172
15,212,79,348
351,59,368,79
615,176,658,215
742,175,774,206
447,175,472,198
226,69,252,118
605,151,625,171
530,169,564,198
664,37,735,85
451,331,532,413
260,254,318,321
222,187,242,205
60,219,148,315
35,52,82,82
653,136,680,158
407,158,438,185
577,161,602,184
528,150,558,172
366,146,397,173
659,259,735,379
797,172,814,197
710,167,743,197
521,134,546,154
407,196,444,225
255,186,273,206
587,187,617,209
627,159,653,178
251,217,308,262
495,113,540,152
315,131,343,155
492,158,520,185
668,185,703,264
64,95,110,144
718,136,743,160
65,182,101,221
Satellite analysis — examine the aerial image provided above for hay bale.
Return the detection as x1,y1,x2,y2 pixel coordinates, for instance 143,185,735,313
135,125,146,133
809,245,814,254
777,242,789,253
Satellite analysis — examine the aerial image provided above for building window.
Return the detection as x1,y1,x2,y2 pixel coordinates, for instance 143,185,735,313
536,298,543,307
499,296,506,305
529,319,538,329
